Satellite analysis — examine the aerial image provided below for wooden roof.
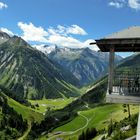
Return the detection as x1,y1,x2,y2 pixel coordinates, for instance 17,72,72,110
90,26,140,52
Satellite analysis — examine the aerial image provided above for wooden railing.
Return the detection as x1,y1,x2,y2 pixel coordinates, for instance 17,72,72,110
113,69,140,96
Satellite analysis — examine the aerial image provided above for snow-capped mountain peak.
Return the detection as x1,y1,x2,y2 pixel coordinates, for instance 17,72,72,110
33,44,56,55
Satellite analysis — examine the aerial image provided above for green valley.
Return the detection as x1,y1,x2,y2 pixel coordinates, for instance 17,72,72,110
0,30,139,140
29,98,76,113
39,104,139,140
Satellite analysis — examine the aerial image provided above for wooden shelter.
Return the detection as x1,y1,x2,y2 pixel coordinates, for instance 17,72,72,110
90,26,140,103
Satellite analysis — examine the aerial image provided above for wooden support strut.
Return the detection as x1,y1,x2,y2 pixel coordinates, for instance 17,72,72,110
108,45,115,94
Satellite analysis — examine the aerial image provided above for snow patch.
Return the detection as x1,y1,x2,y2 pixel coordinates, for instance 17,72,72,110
33,44,56,55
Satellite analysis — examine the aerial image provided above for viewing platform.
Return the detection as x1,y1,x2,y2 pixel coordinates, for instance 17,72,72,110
106,89,140,104
106,69,140,104
90,26,140,104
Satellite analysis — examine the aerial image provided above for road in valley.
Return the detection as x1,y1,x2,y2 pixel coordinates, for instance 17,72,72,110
47,111,93,140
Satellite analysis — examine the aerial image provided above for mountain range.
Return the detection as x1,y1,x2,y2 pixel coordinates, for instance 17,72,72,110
35,45,122,86
0,32,80,99
0,31,122,100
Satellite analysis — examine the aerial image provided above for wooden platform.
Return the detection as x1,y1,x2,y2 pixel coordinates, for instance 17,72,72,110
106,86,140,104
106,94,140,104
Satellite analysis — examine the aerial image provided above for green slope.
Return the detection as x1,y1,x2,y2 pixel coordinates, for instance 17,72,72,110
8,97,44,122
0,35,81,99
29,98,75,113
40,104,138,140
0,91,28,140
0,89,43,123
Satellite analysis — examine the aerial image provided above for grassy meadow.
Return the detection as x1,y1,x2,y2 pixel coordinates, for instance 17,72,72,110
41,104,139,140
28,98,76,113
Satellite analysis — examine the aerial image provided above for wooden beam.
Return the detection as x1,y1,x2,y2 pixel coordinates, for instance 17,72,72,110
95,38,140,52
108,45,115,94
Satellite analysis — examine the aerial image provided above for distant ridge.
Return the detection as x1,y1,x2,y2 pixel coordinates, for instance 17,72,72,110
44,46,122,86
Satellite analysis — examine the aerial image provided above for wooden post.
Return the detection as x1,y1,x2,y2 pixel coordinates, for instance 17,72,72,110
137,106,140,140
108,45,115,94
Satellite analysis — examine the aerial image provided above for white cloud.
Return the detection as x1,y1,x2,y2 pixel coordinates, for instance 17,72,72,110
109,1,124,8
47,34,83,48
109,0,140,10
18,22,48,42
18,22,98,51
128,0,140,10
48,25,87,36
46,35,98,50
48,28,59,35
0,2,8,9
83,39,99,51
66,25,87,35
0,28,14,36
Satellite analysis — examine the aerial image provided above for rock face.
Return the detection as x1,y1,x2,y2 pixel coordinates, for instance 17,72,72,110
46,46,122,86
0,31,10,44
0,33,80,99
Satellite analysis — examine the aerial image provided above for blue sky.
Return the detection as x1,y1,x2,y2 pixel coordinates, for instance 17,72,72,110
0,0,140,57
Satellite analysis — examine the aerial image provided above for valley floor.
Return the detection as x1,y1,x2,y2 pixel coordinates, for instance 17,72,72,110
40,104,139,140
29,98,75,114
